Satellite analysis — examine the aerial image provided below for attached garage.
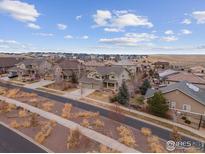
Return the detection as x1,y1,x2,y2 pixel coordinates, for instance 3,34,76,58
81,82,101,89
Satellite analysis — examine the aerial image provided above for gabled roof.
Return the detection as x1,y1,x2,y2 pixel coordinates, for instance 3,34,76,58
0,57,21,68
167,72,205,85
145,81,205,106
58,59,84,70
114,60,137,66
18,59,43,66
96,66,125,76
159,69,179,78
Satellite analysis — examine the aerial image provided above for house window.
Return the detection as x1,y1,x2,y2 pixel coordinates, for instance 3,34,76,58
169,102,176,109
182,104,191,111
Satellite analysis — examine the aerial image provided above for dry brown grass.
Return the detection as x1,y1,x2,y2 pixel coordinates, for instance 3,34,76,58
99,144,117,153
18,109,28,118
42,101,54,112
94,119,104,128
81,119,90,127
34,121,54,144
147,135,166,153
61,103,72,119
5,89,20,98
10,120,20,128
75,111,99,119
116,125,136,148
67,128,81,149
141,127,152,137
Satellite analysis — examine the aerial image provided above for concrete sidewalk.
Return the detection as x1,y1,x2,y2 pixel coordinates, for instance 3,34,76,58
0,95,139,153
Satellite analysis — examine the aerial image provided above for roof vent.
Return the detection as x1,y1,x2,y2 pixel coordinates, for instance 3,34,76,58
186,83,199,92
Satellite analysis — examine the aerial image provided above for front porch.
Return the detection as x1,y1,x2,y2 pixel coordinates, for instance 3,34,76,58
103,80,118,91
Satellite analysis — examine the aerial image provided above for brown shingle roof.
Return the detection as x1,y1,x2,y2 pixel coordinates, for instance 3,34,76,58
58,59,84,70
167,72,205,85
0,57,21,68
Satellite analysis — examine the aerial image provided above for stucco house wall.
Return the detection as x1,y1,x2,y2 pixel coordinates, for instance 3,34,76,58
164,90,205,114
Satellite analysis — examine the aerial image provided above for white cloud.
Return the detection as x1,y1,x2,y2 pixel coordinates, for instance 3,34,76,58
93,10,112,26
161,36,178,42
164,30,174,35
0,39,19,44
0,0,40,22
104,28,123,32
181,18,191,25
64,35,73,39
27,23,40,29
57,23,67,30
76,15,82,20
99,33,157,46
93,10,153,32
81,35,89,39
112,13,153,28
181,29,192,35
192,11,205,24
33,33,54,37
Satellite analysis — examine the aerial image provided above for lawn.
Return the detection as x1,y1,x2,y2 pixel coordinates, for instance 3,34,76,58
87,90,115,103
45,82,78,92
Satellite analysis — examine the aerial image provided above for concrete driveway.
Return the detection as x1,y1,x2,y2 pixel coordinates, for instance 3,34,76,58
24,79,54,89
63,88,95,100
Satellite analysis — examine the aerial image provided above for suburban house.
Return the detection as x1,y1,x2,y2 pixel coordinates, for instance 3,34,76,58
145,81,205,115
84,60,104,72
79,65,130,91
14,59,44,80
113,59,141,76
158,69,179,80
189,66,205,74
53,59,85,82
0,57,22,75
153,61,170,70
165,72,205,88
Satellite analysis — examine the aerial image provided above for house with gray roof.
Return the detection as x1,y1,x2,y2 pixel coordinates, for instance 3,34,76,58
0,57,22,74
145,81,205,115
79,65,130,91
53,59,85,82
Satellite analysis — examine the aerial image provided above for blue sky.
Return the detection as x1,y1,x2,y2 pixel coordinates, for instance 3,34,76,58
0,0,205,54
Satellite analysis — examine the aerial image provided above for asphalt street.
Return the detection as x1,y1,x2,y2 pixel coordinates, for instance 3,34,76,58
0,82,204,151
0,124,46,153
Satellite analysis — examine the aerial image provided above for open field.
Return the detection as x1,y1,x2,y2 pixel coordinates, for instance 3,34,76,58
147,55,205,67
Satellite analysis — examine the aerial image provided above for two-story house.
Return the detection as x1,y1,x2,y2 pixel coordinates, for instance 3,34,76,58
53,59,85,82
79,65,130,91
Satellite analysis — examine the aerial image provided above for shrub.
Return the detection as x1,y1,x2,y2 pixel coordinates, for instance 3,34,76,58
141,127,152,136
99,144,117,153
81,119,89,127
18,109,27,118
181,116,186,120
109,95,118,103
184,119,191,124
94,119,104,128
42,102,54,112
116,125,136,147
75,111,99,119
22,120,31,128
61,103,72,119
147,135,166,153
10,120,20,128
67,128,81,149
